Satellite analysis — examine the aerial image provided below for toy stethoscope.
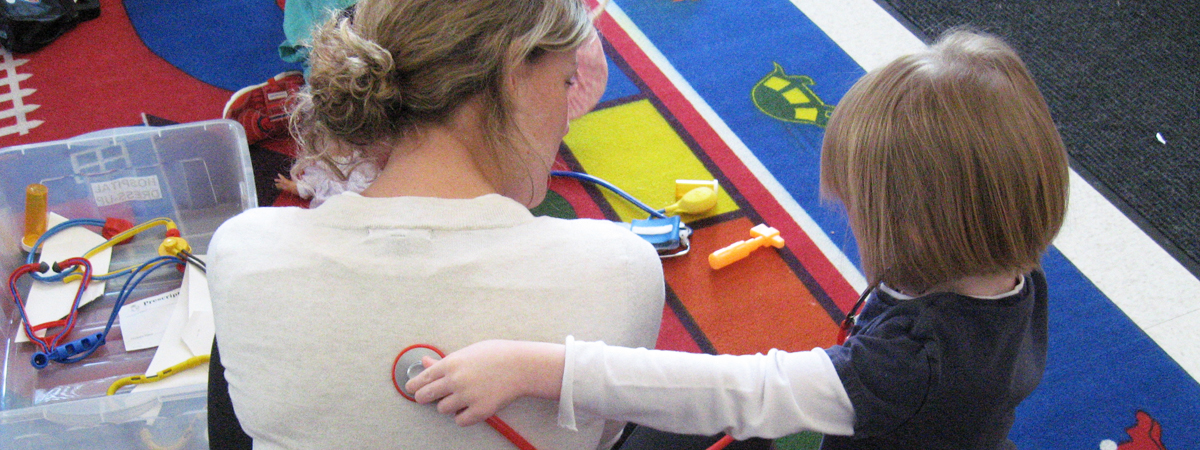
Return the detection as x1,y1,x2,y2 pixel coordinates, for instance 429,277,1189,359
836,285,875,346
392,344,539,450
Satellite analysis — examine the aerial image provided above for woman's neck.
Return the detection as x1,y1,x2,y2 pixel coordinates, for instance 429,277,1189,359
360,120,497,200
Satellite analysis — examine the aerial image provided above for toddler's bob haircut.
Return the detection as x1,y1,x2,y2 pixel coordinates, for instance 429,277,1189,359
820,29,1069,294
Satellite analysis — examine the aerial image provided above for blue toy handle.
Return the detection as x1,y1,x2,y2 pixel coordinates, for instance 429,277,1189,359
31,332,106,369
30,352,50,369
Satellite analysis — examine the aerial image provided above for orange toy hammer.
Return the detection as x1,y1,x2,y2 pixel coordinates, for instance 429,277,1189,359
708,224,785,270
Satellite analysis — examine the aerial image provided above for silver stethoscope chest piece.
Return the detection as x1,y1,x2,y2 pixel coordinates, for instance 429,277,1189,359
392,344,444,401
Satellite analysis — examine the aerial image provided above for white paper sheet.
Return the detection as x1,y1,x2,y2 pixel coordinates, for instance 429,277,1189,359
180,256,214,356
131,261,212,393
118,289,183,352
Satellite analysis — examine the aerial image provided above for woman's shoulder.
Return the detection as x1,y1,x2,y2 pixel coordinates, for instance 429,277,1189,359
522,217,664,275
530,216,659,250
210,206,309,249
216,206,306,232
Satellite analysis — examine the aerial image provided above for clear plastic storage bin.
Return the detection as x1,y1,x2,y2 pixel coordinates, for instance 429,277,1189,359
0,120,256,449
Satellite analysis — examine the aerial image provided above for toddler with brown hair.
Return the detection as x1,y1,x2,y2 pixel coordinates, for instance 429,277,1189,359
406,28,1070,450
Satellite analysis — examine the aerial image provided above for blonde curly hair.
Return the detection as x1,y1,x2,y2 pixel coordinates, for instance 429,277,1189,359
289,0,593,185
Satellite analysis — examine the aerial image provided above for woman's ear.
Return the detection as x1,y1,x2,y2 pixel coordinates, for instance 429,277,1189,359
508,58,536,90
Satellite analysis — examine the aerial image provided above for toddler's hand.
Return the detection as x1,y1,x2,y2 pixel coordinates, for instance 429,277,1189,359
405,340,565,426
274,173,299,194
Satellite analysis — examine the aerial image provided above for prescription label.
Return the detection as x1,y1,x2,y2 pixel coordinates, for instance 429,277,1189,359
91,175,163,207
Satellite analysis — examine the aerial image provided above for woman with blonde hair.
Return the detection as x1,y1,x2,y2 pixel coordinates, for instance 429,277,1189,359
206,1,664,448
406,29,1069,450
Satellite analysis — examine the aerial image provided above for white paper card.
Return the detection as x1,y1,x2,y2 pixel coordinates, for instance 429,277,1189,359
180,256,214,356
118,289,183,352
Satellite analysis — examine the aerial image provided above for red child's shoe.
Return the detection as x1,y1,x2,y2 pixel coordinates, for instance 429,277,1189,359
223,71,306,144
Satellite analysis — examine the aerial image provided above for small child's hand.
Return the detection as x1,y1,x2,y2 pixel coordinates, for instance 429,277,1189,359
274,173,299,194
405,340,566,426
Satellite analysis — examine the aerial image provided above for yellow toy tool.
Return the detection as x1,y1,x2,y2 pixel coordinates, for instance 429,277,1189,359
708,224,785,270
664,187,718,215
664,179,719,216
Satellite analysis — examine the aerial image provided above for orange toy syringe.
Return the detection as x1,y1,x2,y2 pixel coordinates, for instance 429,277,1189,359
21,183,48,252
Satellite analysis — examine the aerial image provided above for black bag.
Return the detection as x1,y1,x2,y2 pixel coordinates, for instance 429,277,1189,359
0,0,100,54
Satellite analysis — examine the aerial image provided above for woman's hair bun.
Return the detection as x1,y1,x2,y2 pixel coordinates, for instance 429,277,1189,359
301,16,405,145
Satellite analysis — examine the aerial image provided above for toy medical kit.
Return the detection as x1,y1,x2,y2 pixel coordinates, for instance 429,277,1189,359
392,344,539,450
8,200,202,368
708,224,785,270
0,120,252,446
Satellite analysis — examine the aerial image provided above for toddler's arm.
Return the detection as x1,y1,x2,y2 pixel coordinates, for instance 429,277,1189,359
561,339,854,439
407,338,855,439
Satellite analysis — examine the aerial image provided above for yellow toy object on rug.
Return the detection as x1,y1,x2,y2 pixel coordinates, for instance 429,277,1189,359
664,179,719,216
708,224,785,270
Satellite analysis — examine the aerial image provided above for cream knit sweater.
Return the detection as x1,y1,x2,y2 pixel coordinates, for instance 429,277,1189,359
208,193,664,449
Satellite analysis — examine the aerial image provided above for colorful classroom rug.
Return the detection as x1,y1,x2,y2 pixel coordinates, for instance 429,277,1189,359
1,1,1197,449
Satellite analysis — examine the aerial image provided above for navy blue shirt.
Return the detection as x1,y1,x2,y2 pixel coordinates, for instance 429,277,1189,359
823,270,1048,450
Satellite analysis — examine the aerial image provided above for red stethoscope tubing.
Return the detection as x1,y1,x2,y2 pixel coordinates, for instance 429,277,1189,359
707,434,736,450
837,284,875,346
393,344,539,450
484,416,538,450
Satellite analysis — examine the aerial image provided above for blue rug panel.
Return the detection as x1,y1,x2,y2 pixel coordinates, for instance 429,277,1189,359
1017,248,1200,447
124,0,303,91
